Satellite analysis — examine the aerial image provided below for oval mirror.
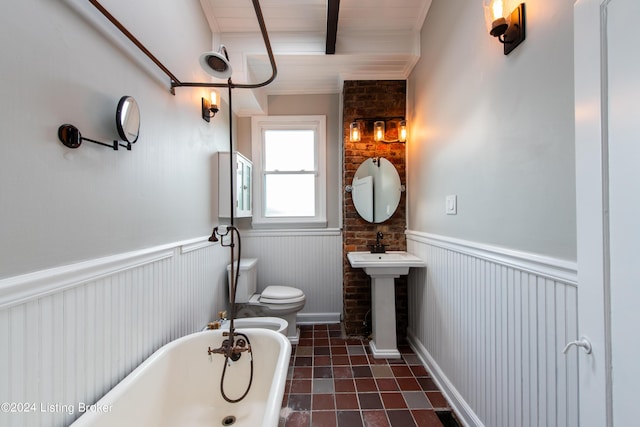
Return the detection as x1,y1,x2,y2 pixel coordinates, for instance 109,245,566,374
116,96,140,143
351,157,402,223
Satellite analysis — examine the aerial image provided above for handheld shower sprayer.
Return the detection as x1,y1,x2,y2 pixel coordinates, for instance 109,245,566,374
208,225,230,243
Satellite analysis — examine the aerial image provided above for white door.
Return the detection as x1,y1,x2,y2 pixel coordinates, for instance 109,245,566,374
574,0,640,425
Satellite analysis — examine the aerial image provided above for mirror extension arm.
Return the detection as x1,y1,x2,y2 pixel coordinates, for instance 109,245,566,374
58,124,131,151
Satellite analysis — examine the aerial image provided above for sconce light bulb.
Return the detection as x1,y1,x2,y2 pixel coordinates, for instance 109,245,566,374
399,120,407,143
202,93,218,121
491,0,504,20
374,121,385,142
349,122,361,142
484,0,509,37
210,90,219,110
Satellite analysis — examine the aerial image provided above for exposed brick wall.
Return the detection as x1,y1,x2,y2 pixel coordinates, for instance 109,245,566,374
342,80,408,343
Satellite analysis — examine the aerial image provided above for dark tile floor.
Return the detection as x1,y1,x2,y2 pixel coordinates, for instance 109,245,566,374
279,324,460,427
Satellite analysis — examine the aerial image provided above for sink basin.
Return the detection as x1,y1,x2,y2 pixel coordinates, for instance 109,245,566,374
347,251,425,267
347,251,425,359
347,251,425,276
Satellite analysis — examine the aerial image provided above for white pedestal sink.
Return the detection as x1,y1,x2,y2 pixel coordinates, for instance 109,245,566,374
347,251,425,359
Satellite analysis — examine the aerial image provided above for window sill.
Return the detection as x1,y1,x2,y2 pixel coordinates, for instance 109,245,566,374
242,228,341,238
250,218,328,230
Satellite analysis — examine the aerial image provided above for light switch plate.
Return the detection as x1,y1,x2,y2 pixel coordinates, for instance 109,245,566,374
446,195,457,215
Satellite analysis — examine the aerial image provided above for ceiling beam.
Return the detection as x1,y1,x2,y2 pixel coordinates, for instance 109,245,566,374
325,0,340,54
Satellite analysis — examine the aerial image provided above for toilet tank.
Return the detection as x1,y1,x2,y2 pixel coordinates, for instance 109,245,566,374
227,258,258,303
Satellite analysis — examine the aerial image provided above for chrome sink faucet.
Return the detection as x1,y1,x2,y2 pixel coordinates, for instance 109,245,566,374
370,231,386,253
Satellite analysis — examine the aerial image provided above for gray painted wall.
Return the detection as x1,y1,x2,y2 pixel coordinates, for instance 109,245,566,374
408,0,576,260
0,0,229,279
1,0,577,281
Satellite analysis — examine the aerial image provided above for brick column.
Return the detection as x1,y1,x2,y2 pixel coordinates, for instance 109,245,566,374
342,80,408,342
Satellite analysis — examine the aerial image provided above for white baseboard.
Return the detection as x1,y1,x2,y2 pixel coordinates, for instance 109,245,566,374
407,331,483,427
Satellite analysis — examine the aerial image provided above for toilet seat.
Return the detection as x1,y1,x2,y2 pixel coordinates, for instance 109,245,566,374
259,285,305,304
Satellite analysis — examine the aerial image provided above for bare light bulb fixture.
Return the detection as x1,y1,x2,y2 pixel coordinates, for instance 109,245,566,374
373,121,385,142
350,121,361,142
398,120,407,143
202,89,220,122
349,118,407,143
488,0,507,36
483,1,526,55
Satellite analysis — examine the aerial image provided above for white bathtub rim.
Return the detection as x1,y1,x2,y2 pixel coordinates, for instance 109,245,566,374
70,328,291,427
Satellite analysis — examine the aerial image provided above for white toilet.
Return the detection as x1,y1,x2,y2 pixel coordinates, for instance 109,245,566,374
228,258,305,344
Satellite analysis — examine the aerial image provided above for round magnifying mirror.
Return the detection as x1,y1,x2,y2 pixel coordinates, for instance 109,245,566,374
116,96,140,143
351,157,402,223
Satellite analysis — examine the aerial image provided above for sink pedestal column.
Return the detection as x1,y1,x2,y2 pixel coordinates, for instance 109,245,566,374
365,267,407,359
347,252,425,360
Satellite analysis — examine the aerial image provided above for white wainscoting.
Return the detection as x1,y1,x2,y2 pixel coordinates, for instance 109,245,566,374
0,237,229,427
240,229,343,323
406,231,579,427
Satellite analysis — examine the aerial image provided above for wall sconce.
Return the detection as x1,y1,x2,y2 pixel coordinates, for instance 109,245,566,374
349,121,361,142
484,1,526,55
373,121,385,142
349,117,407,143
201,89,220,122
398,120,407,143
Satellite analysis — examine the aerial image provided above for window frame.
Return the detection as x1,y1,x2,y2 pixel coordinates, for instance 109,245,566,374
251,115,327,228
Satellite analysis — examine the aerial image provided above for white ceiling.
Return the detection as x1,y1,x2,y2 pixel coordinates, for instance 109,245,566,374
198,0,432,114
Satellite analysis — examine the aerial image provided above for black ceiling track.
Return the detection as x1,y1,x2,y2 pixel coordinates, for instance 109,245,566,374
325,0,340,54
87,0,277,93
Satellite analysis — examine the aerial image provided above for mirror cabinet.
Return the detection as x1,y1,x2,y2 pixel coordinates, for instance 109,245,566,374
216,152,252,218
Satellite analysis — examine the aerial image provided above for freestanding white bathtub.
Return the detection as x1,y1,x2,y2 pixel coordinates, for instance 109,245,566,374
71,328,291,427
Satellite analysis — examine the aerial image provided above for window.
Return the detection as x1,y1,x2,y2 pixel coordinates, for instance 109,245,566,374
251,115,326,228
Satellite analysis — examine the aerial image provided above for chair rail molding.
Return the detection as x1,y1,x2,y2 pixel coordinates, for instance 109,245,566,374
406,230,577,285
0,236,216,310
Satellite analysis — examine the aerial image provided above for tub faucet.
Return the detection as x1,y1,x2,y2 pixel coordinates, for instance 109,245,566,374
207,332,251,361
370,231,386,253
